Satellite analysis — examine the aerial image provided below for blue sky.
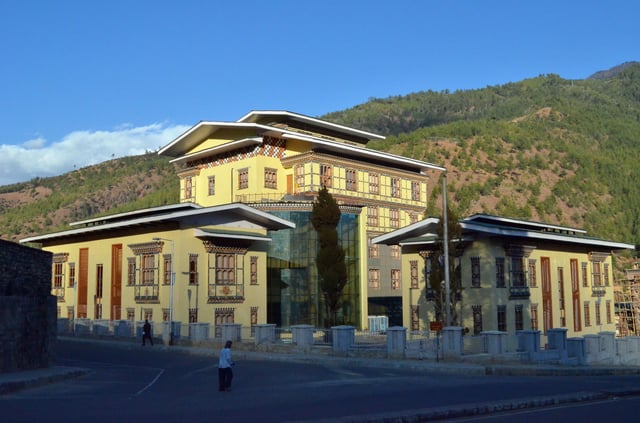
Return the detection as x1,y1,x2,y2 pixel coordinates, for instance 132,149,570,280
0,0,637,185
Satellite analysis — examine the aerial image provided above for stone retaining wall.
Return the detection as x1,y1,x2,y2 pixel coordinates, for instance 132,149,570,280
0,240,56,373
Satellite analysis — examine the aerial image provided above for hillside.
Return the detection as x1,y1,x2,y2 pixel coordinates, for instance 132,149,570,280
2,62,640,248
0,153,178,241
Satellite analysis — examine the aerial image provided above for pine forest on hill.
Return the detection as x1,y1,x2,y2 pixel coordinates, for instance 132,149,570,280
2,62,640,253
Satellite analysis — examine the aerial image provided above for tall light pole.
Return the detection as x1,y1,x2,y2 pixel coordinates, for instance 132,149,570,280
442,174,451,327
153,237,175,345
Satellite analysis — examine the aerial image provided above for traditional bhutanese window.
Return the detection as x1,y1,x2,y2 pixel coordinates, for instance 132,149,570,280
496,257,505,288
367,206,379,227
595,301,602,326
528,259,537,287
250,306,258,326
68,262,76,288
411,181,420,201
368,237,379,258
141,254,155,285
369,173,379,194
184,176,193,200
368,269,380,289
584,301,591,326
163,254,172,285
606,300,612,324
472,305,483,335
96,264,104,299
143,309,153,321
189,308,198,323
581,262,588,287
127,258,136,286
390,245,400,259
189,254,199,285
510,257,526,287
389,208,400,228
54,262,64,289
126,308,135,321
592,261,602,287
295,165,305,191
346,168,357,191
264,167,277,189
411,305,419,331
391,269,401,290
530,304,538,331
163,308,170,322
320,164,332,188
215,308,235,338
67,306,74,320
391,177,401,198
250,256,258,285
603,263,610,286
208,176,215,196
409,213,419,224
471,257,481,287
515,304,524,331
216,254,235,285
410,260,419,289
238,168,249,190
497,305,507,332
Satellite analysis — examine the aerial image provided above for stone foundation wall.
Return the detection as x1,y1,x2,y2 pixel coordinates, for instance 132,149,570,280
0,240,56,373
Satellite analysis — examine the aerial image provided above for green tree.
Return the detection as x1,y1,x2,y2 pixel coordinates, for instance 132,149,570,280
427,207,463,326
311,187,348,327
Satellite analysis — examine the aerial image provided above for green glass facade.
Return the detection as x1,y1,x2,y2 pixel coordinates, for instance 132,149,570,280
266,210,361,328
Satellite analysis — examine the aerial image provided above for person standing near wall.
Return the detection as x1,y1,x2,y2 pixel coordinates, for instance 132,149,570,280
218,340,234,391
142,319,153,346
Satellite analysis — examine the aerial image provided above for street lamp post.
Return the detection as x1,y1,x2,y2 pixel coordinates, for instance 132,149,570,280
153,237,175,345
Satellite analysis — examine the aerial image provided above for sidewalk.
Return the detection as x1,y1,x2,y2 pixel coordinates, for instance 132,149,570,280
0,366,89,396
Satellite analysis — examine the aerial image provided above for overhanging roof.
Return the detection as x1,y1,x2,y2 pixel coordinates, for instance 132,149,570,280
373,214,634,251
20,203,295,245
237,110,385,142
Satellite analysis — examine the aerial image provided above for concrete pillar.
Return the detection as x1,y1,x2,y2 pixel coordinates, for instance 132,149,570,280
442,326,463,357
74,318,91,336
584,334,600,364
481,331,507,355
567,337,586,365
386,326,406,358
517,330,540,354
547,328,568,360
254,324,277,345
598,331,616,364
114,320,133,337
220,323,242,343
291,324,315,352
189,322,209,342
332,325,355,353
92,319,110,336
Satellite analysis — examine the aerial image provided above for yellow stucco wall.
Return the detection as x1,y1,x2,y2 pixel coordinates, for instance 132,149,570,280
48,227,269,329
402,239,616,339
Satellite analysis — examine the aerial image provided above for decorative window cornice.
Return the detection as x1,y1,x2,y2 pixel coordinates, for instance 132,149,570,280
128,242,163,256
53,253,69,263
202,241,248,255
589,252,610,262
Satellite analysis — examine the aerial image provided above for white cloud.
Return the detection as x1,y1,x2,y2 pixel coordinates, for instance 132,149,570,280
0,123,190,186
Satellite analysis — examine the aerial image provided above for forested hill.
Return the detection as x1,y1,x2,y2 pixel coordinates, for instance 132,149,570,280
2,62,640,246
323,62,640,245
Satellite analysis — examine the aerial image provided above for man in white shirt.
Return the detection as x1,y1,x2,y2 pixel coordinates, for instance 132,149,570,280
218,340,234,392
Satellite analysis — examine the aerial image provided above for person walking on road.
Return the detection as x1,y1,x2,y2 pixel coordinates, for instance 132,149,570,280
218,340,234,391
142,319,153,346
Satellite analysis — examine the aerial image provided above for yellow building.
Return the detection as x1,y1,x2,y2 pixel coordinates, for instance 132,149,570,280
22,110,445,331
374,214,635,344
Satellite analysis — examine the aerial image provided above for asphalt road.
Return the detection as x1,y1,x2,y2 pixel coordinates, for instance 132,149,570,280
3,339,640,422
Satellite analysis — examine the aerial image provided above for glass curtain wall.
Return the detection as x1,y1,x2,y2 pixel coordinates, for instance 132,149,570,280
267,210,360,328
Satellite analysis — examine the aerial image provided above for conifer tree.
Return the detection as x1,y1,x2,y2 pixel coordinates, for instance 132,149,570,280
311,186,347,327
